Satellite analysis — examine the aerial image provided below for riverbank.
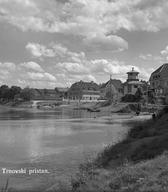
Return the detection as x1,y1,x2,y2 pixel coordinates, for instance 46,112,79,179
50,106,168,192
0,99,161,116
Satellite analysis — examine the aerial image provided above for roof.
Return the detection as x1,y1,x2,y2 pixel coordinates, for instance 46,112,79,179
127,81,143,85
100,79,122,89
152,63,168,74
150,63,168,80
69,81,100,91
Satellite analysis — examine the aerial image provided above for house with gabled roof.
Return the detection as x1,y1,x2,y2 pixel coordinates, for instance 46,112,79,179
68,80,100,102
100,78,123,101
149,63,168,104
149,63,168,96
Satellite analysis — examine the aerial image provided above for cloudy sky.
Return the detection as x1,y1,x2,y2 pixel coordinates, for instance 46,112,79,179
0,0,168,88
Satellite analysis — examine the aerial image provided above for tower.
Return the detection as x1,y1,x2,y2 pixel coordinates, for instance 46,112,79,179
127,67,139,82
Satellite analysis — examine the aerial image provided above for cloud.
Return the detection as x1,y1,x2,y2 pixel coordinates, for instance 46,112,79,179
139,54,163,62
26,43,59,57
57,62,89,75
26,42,86,62
90,59,135,74
27,72,56,81
1,0,168,54
89,59,152,81
0,62,16,80
43,72,56,81
0,0,125,51
161,45,168,61
20,61,44,72
83,34,128,51
0,60,57,88
0,62,16,71
1,0,168,35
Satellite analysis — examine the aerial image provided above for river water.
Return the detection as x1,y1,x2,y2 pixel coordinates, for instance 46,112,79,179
0,106,147,191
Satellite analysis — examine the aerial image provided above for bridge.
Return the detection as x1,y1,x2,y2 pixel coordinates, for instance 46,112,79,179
31,100,62,107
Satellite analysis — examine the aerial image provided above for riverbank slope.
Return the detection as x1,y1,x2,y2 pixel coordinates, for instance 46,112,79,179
51,107,168,192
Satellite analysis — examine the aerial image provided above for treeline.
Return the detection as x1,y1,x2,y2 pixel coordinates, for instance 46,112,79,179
0,85,32,102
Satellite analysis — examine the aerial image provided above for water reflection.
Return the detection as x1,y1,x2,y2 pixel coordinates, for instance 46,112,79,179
0,106,130,190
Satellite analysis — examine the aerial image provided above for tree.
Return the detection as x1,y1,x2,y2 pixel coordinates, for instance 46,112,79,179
121,94,137,102
8,86,21,100
135,88,143,102
0,85,9,100
0,85,22,101
20,88,33,101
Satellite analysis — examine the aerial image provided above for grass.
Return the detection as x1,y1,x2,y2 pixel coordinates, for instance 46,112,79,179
70,152,168,192
93,107,168,167
1,179,9,192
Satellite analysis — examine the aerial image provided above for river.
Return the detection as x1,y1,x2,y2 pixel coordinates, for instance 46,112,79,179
0,106,149,191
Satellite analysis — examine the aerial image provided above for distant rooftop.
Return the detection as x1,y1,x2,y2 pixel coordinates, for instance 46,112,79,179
100,79,122,89
69,80,100,91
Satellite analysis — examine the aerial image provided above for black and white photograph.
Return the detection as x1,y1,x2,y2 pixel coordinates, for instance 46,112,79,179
0,0,168,191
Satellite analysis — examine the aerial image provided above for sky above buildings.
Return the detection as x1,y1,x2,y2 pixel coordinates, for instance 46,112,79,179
0,0,168,88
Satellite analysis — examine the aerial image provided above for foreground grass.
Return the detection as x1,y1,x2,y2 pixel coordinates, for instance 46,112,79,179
70,152,168,192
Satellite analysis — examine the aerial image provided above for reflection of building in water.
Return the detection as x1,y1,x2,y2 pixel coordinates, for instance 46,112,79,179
123,67,144,96
68,80,100,102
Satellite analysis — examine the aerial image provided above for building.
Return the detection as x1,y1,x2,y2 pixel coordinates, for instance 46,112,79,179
100,78,123,101
149,63,168,96
149,63,168,104
123,67,143,96
68,80,100,102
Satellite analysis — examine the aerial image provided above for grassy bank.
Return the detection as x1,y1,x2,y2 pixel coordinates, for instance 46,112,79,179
50,106,168,192
94,107,168,167
69,152,168,192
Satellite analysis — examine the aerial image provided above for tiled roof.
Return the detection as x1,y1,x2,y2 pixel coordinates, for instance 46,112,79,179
152,63,168,75
69,81,100,91
100,79,122,89
150,63,168,80
151,65,164,75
